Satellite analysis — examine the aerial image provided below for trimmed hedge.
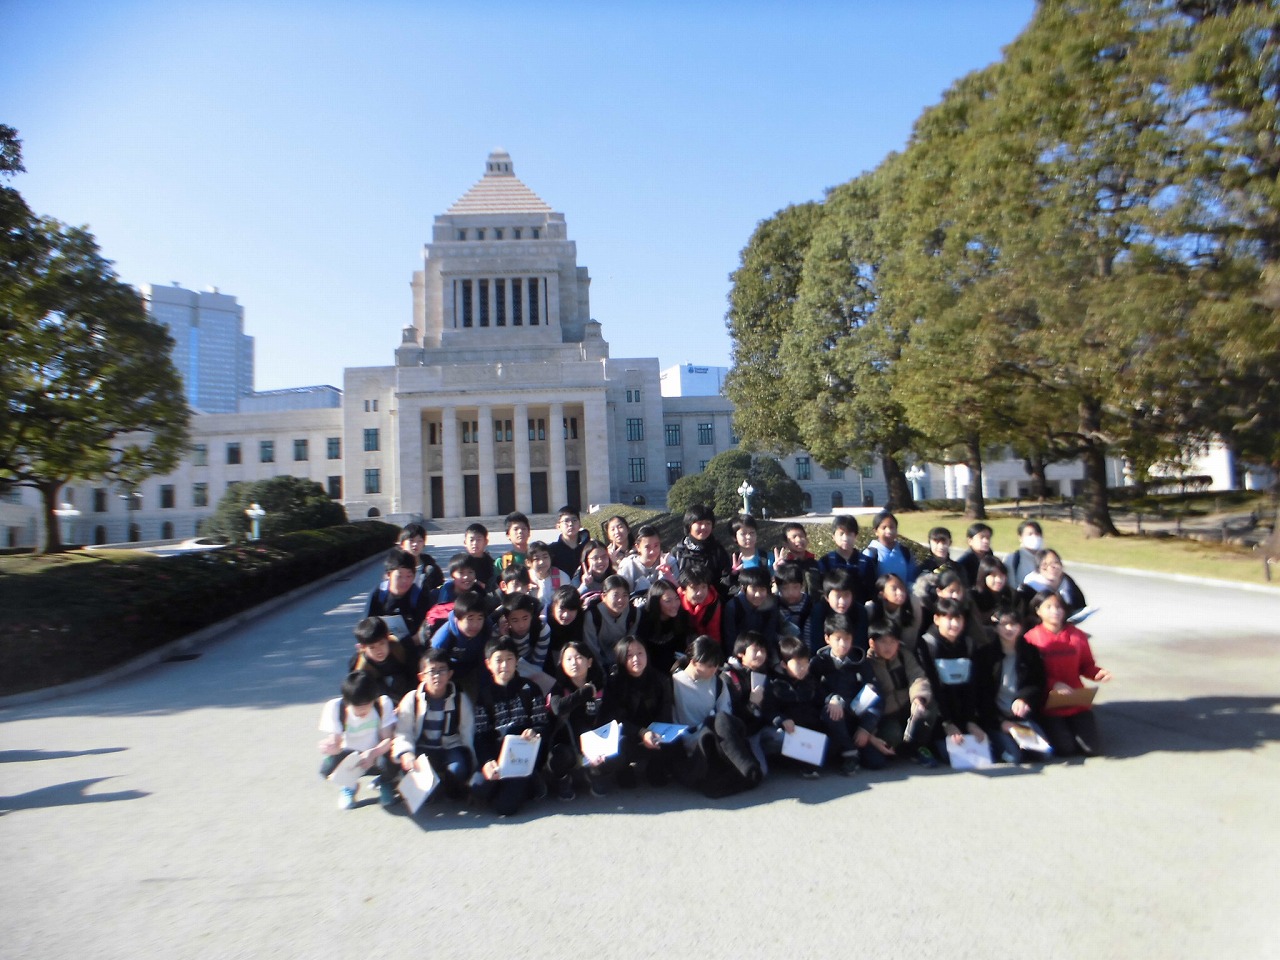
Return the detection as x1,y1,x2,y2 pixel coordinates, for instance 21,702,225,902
0,521,398,696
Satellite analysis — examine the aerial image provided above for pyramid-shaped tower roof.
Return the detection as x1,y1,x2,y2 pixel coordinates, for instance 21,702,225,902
445,150,553,215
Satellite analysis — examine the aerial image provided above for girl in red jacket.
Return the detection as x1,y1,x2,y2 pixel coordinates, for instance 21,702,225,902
1024,591,1112,757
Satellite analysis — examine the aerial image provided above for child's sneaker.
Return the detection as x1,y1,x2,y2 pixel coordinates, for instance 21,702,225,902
337,786,357,810
913,747,940,769
840,755,860,776
555,776,575,801
379,782,399,808
1074,735,1096,756
801,768,822,780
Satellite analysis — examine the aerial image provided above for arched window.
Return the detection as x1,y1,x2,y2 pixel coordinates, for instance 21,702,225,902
161,522,174,539
802,493,813,512
128,524,141,542
367,507,381,518
831,491,844,509
94,526,107,545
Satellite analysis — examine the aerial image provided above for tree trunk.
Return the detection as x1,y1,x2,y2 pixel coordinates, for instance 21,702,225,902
963,434,987,520
882,453,917,512
1023,452,1049,501
38,480,64,554
1078,400,1119,536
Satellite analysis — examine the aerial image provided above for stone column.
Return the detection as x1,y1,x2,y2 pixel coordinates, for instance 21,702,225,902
513,401,531,511
548,401,567,509
477,403,497,516
582,393,611,510
441,406,462,518
396,399,425,518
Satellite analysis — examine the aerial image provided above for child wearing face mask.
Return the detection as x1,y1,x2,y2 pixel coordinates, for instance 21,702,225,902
1005,520,1045,589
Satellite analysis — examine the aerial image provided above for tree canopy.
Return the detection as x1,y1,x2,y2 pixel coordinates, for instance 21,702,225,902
1,127,190,551
724,0,1280,532
200,475,348,542
666,449,805,520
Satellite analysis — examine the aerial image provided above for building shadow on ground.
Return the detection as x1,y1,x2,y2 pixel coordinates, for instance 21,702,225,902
1099,696,1280,758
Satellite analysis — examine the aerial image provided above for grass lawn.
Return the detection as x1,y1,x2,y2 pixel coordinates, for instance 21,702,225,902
890,511,1277,588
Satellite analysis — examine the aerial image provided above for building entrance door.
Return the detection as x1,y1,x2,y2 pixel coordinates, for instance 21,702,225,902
496,473,515,515
429,476,444,518
566,470,581,511
463,475,480,516
530,471,548,514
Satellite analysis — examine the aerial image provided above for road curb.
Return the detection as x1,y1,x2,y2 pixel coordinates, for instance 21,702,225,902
1070,561,1280,596
0,554,383,711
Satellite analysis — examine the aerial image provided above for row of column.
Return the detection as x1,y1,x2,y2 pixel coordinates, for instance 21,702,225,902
451,276,548,329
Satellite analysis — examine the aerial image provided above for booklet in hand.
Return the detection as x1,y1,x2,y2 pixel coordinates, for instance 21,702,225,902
397,756,439,814
646,722,692,744
1008,723,1052,755
851,684,881,717
781,725,827,767
579,720,622,764
327,751,367,789
380,614,411,640
946,734,993,771
1046,685,1098,710
497,734,540,777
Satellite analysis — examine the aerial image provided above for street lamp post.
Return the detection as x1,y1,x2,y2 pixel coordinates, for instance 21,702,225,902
737,480,755,516
245,502,266,541
52,502,81,546
905,465,926,504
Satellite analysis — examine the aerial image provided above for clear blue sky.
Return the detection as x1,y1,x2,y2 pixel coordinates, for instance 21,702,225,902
2,0,1036,392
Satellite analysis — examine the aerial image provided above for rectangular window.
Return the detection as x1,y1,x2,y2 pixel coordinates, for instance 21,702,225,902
528,277,539,325
626,418,644,442
192,443,208,466
564,417,578,440
456,229,467,241
127,493,141,511
364,469,381,494
494,420,513,442
828,467,845,480
327,476,342,499
193,482,209,507
363,428,380,452
666,461,683,484
93,488,108,513
428,423,440,446
631,388,641,403
293,439,309,461
363,399,379,412
461,279,473,327
495,278,506,326
699,460,710,472
531,227,540,239
697,422,714,445
665,423,681,446
259,440,275,463
796,457,812,481
528,418,545,441
628,458,646,483
494,228,504,240
513,228,522,240
327,437,341,459
226,442,241,465
160,485,175,509
861,463,874,479
479,279,490,327
729,426,739,444
512,278,523,325
476,228,485,241
626,389,633,403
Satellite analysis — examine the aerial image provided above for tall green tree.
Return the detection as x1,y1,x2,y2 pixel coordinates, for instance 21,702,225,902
667,449,804,520
200,475,347,542
1,131,190,551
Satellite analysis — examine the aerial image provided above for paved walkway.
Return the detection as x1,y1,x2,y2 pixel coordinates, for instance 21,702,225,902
2,536,1277,959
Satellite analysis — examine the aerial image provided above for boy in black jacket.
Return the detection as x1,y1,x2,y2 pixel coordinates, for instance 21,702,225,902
916,597,989,764
348,616,418,703
976,606,1050,763
812,613,884,775
760,635,827,778
473,638,549,816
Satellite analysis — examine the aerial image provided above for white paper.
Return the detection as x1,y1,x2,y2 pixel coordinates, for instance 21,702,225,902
397,756,439,813
646,722,692,743
497,734,540,777
1067,605,1099,625
946,734,993,770
1008,724,1053,755
851,684,881,717
380,614,411,639
327,751,367,788
781,725,828,767
578,720,621,764
935,658,972,685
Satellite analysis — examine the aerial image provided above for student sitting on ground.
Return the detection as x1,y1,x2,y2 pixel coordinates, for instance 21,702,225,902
720,631,772,772
348,616,418,703
544,640,611,800
397,522,445,594
955,522,994,588
721,564,786,658
915,597,988,766
604,636,676,787
633,579,693,675
866,619,938,767
392,649,476,802
812,612,885,775
365,548,435,657
671,636,762,796
1023,591,1112,757
472,637,548,817
317,671,397,809
976,605,1049,764
545,585,585,665
760,635,827,779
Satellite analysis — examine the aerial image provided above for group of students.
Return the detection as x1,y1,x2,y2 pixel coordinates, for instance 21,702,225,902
317,507,1111,815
